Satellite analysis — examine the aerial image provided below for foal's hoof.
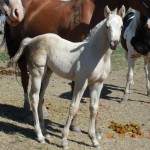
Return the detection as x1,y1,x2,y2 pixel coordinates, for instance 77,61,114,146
41,140,46,144
63,146,69,150
120,95,128,103
38,137,46,144
93,142,100,149
70,125,81,132
62,138,69,150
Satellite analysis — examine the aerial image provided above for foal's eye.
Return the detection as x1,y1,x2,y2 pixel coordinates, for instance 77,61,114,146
121,26,123,29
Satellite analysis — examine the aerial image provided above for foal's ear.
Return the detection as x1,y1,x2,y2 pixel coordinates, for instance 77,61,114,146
104,5,111,17
118,5,126,18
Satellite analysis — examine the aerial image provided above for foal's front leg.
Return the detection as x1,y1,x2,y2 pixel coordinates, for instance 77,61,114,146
29,67,45,143
62,79,88,149
88,82,103,148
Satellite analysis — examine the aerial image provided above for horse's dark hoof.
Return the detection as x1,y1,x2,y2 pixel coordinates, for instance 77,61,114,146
70,125,82,132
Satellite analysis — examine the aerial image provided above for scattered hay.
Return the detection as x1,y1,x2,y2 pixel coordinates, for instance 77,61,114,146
0,67,20,76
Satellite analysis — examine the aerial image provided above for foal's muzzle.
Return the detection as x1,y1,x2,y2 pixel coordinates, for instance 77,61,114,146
110,40,119,50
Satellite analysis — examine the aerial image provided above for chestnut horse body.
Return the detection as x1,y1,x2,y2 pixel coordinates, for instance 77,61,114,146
1,0,150,129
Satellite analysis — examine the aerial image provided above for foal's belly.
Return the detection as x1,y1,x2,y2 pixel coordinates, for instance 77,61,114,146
47,58,76,80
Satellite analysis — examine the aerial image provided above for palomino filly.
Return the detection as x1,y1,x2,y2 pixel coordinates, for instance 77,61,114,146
121,10,150,101
9,6,125,149
2,0,150,114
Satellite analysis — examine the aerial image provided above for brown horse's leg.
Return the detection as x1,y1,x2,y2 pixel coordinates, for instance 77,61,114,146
18,57,30,113
70,81,82,132
71,81,75,95
41,99,48,117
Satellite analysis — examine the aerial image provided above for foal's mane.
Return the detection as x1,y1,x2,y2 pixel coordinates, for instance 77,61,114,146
85,10,120,42
84,19,106,41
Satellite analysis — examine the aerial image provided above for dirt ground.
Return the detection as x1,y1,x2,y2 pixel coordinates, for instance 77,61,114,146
0,39,150,150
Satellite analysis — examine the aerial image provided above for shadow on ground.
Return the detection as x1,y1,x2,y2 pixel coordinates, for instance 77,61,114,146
59,83,124,102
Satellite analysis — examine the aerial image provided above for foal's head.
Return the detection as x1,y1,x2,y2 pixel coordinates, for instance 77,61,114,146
104,5,125,50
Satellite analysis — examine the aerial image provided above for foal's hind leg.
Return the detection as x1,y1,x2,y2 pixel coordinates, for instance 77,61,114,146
18,57,48,118
62,79,88,149
88,82,103,148
144,59,150,96
38,68,52,137
29,66,45,143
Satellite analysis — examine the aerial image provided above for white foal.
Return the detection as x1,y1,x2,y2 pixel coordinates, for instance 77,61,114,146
9,5,125,149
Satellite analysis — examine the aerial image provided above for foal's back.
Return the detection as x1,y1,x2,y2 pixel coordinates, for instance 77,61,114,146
26,33,87,80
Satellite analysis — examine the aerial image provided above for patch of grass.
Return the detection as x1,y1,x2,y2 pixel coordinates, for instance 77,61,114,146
0,53,9,62
111,44,126,71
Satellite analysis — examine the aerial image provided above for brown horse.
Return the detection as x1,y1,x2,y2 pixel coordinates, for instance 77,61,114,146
2,0,150,131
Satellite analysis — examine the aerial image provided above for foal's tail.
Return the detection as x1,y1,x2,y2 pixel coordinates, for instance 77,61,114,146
8,37,32,67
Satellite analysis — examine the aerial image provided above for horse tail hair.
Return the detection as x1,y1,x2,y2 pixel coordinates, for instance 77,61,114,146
8,37,32,67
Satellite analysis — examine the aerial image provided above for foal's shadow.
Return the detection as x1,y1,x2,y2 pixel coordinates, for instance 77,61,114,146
59,83,124,102
0,104,31,123
0,104,91,147
0,121,35,140
44,119,91,147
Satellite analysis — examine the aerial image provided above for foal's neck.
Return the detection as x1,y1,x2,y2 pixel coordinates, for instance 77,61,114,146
90,21,110,55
